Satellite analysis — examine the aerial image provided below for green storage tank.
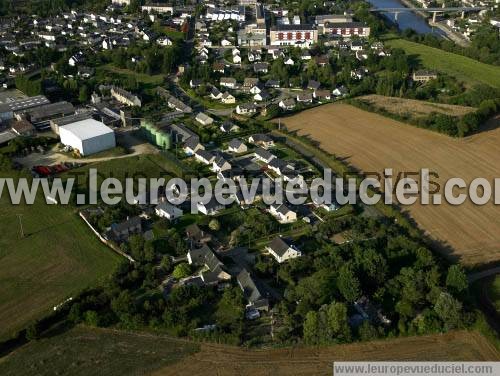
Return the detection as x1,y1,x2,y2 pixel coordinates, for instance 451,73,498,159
150,127,159,145
156,131,171,150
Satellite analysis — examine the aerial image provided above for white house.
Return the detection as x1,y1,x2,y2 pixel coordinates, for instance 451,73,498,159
155,201,183,220
157,37,173,46
266,237,301,263
221,92,236,104
233,54,242,64
197,198,225,215
269,204,297,223
228,139,247,153
236,103,257,115
212,156,231,173
195,112,214,126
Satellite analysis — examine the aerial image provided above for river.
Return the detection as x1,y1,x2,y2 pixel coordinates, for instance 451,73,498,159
367,0,445,36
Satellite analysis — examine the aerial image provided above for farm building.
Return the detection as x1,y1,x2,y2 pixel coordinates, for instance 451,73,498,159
59,119,116,156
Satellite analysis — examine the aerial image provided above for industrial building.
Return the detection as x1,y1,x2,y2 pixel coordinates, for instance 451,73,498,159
50,111,94,135
22,101,75,130
0,95,50,121
59,119,116,156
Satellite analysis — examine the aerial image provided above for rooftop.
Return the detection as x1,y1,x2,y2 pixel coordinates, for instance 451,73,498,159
60,118,114,140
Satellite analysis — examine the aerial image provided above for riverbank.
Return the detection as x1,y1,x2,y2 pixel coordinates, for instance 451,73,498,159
398,0,470,46
430,20,471,47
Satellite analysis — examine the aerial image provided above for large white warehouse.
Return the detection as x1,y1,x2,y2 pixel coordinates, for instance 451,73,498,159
59,119,116,156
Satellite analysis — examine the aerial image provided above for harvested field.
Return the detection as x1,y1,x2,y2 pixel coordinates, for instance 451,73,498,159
279,103,500,267
357,95,476,119
0,326,199,376
154,331,499,376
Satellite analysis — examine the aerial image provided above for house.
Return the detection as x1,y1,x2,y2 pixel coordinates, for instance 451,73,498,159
221,92,236,104
268,158,295,176
233,54,242,64
350,40,364,51
228,138,248,153
412,70,438,82
212,156,231,173
195,112,214,126
210,86,223,100
301,50,311,60
265,79,280,89
314,89,331,100
236,103,257,115
221,38,232,47
157,37,172,46
155,201,183,220
213,62,225,73
296,92,313,103
350,68,366,80
220,121,239,133
220,77,237,89
197,197,225,215
195,149,215,165
249,83,264,95
186,224,212,247
279,98,296,111
237,269,269,313
187,245,231,286
253,62,269,74
355,49,368,61
243,78,260,90
332,85,348,97
68,51,85,66
315,55,329,67
254,90,270,102
111,87,142,107
249,134,274,148
269,204,297,223
108,216,142,242
184,137,204,155
11,120,35,136
254,147,276,163
190,79,203,88
307,80,321,91
284,57,295,65
266,236,302,263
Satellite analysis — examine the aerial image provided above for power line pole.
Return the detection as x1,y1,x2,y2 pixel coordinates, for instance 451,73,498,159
17,214,24,239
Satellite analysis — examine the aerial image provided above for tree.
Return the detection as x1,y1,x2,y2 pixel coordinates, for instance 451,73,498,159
25,321,41,340
209,218,221,231
446,265,468,293
358,321,379,341
303,311,319,345
172,263,191,279
216,287,244,331
79,85,89,103
324,302,351,342
338,264,361,302
160,255,173,273
434,292,463,330
84,310,100,327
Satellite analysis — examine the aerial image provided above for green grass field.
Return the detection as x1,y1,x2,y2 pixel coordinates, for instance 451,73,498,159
487,275,500,312
385,38,500,88
0,171,120,341
0,326,199,376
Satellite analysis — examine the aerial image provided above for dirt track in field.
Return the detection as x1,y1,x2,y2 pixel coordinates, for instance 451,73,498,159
358,95,476,118
279,103,500,267
153,331,499,376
